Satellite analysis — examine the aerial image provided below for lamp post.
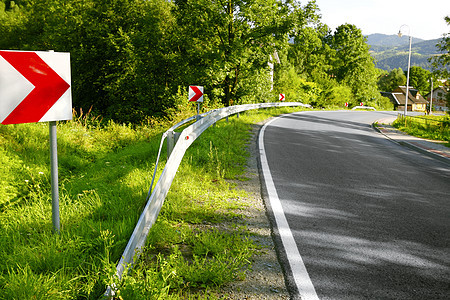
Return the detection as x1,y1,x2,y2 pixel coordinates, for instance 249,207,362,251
429,77,433,115
398,25,412,116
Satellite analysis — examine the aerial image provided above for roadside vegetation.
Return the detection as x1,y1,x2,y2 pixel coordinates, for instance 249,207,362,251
393,114,450,147
0,1,448,297
0,105,307,299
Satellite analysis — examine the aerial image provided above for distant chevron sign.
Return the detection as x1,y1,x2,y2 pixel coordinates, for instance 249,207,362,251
0,50,71,125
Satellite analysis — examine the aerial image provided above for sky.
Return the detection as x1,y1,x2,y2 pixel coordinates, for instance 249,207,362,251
313,0,449,40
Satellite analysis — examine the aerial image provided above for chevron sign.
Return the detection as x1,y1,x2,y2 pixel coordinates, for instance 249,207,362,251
0,50,71,125
188,85,203,103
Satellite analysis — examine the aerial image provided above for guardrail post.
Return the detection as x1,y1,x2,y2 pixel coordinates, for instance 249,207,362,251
167,131,174,159
167,131,181,159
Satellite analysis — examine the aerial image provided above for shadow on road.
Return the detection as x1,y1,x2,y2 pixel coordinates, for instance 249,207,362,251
263,112,450,299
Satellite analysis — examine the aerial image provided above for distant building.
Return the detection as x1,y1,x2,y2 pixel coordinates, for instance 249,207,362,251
425,86,448,112
380,86,428,112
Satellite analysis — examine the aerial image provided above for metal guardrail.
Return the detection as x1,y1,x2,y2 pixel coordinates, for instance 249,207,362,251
145,110,214,201
104,102,310,297
351,106,376,111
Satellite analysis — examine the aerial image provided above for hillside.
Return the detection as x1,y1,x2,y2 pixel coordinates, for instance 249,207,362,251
367,33,424,50
366,33,442,71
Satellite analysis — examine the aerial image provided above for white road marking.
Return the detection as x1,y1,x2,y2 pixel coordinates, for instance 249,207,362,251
259,115,320,300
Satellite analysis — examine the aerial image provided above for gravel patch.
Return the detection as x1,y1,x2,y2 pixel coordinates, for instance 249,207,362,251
219,123,290,299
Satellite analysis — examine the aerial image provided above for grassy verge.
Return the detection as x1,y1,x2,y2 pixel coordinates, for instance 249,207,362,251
393,114,450,147
0,106,306,299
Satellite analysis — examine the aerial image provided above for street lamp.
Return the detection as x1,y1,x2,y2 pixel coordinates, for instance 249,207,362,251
398,24,412,116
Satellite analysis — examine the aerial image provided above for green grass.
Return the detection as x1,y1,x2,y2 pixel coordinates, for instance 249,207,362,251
0,106,307,299
393,114,450,147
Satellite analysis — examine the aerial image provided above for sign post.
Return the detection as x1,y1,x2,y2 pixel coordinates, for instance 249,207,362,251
188,85,204,120
0,50,71,234
49,121,60,233
279,93,285,102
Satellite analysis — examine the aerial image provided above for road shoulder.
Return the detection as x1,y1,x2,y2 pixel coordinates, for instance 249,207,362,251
219,122,290,299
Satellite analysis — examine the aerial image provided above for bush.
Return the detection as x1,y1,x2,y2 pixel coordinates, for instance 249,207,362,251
318,84,354,108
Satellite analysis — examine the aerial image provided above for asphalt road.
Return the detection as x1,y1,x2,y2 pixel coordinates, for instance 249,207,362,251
260,111,450,300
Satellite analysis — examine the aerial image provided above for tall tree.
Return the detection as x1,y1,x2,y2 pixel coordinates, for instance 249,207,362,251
407,66,431,95
326,23,379,102
174,0,302,106
273,0,328,104
288,0,331,81
289,23,332,81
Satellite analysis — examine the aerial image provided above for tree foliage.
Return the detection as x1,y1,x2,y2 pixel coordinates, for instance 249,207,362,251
1,0,179,122
377,68,406,92
430,16,450,78
0,0,391,121
407,66,432,96
326,24,380,103
173,0,303,106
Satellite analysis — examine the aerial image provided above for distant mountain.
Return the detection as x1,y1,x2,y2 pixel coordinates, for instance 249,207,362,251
367,33,424,49
365,33,442,71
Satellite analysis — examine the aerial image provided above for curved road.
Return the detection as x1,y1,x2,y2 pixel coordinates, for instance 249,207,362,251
260,111,450,300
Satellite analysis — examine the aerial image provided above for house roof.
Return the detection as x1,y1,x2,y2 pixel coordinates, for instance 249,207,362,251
393,93,427,105
391,86,427,104
381,86,428,105
380,92,399,104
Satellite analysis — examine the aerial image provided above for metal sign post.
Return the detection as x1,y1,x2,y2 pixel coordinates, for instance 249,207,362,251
49,121,60,233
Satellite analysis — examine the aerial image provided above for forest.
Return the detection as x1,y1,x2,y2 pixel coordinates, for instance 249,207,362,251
0,0,448,123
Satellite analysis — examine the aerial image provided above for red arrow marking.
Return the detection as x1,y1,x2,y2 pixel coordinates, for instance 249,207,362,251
279,94,285,101
0,51,70,125
189,86,203,102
